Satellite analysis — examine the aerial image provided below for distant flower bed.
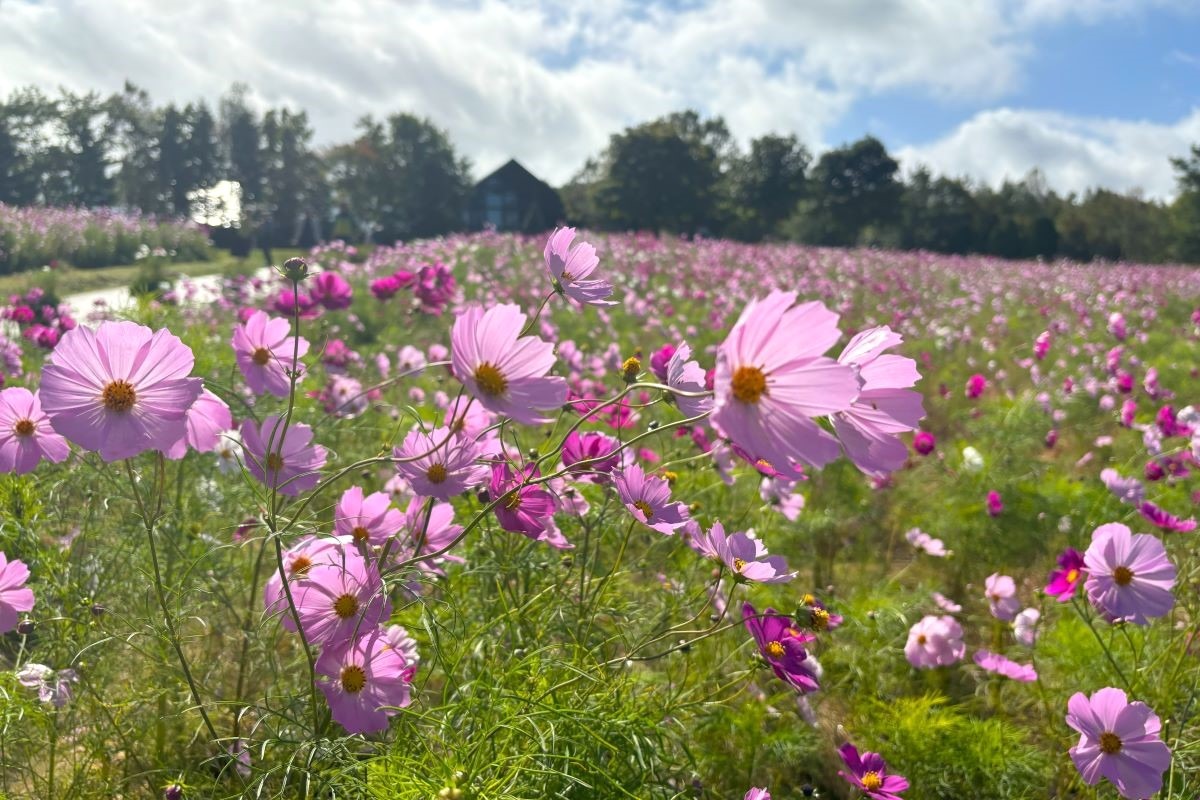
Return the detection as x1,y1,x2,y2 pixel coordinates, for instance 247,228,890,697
0,203,211,273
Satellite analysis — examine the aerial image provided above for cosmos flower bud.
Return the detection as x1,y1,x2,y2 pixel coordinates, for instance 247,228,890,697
281,257,309,283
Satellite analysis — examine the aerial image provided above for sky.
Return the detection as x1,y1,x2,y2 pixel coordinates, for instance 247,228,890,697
1,0,1198,199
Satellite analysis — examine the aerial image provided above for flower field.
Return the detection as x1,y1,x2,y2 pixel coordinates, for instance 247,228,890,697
0,204,211,273
0,230,1199,799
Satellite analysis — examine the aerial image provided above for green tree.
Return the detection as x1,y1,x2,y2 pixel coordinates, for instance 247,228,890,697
898,168,978,253
107,82,161,212
727,133,809,241
220,85,264,213
1170,144,1200,263
796,135,902,246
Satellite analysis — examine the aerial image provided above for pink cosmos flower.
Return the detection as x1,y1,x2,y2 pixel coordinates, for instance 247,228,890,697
490,462,572,549
986,490,1003,517
395,496,465,574
742,602,820,693
759,476,806,520
837,743,908,800
162,388,233,460
16,663,78,708
39,321,202,462
0,551,34,633
905,528,950,557
1084,523,1175,625
1100,468,1145,506
393,426,488,500
974,650,1037,682
905,615,965,668
712,291,859,473
1034,330,1051,360
965,373,987,399
613,464,689,535
1138,501,1197,533
744,790,770,800
560,430,621,480
1067,687,1171,799
232,310,310,398
310,271,353,310
985,573,1021,621
316,627,414,734
664,342,712,418
293,556,391,646
833,326,925,475
912,430,935,455
241,415,327,496
263,535,348,627
450,303,567,425
0,388,69,474
1013,607,1041,646
334,486,404,546
694,521,794,583
1046,548,1086,601
543,227,614,307
932,592,962,613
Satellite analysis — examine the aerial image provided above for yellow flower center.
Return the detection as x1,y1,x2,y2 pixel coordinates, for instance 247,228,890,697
621,356,641,381
1066,568,1080,584
340,664,366,693
862,771,883,791
801,593,816,606
426,463,448,484
266,452,284,471
1113,566,1134,586
474,363,508,397
1099,731,1122,754
633,499,654,520
333,593,359,619
101,379,137,412
811,608,831,630
662,470,678,484
289,555,313,575
731,365,768,404
765,640,785,658
13,418,35,437
505,491,522,510
251,346,272,366
733,557,747,572
351,526,370,543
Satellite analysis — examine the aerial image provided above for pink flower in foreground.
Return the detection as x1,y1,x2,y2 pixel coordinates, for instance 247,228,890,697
613,464,689,535
162,388,233,460
0,551,35,633
1067,687,1170,799
450,303,567,425
985,573,1021,621
334,486,403,546
905,615,964,668
712,291,858,473
0,388,69,474
1046,548,1086,602
241,415,327,496
1084,523,1175,625
544,226,615,307
393,426,488,501
837,743,908,800
293,556,391,646
231,310,309,398
39,321,202,461
974,650,1037,682
833,326,924,475
317,627,414,734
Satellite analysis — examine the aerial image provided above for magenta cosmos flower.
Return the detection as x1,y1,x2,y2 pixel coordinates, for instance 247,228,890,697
393,426,488,500
744,790,770,800
613,463,689,535
905,615,965,668
1138,500,1197,533
232,310,310,398
316,627,415,734
543,227,615,307
1046,547,1086,602
742,602,820,693
293,555,391,646
833,326,924,475
712,291,859,473
0,388,69,474
973,650,1037,682
560,430,621,480
241,415,327,496
334,486,403,546
984,573,1021,621
912,430,935,455
0,551,35,633
1084,523,1175,625
1067,687,1171,799
490,461,572,549
39,321,202,462
310,271,353,310
838,743,908,799
450,303,567,425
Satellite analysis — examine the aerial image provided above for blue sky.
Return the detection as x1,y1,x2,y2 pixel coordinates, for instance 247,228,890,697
1,0,1198,197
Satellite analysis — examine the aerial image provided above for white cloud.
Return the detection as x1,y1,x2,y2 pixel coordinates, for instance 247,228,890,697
0,0,1192,195
898,107,1200,200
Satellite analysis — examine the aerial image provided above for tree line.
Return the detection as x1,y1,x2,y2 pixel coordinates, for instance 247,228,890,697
2,83,1197,263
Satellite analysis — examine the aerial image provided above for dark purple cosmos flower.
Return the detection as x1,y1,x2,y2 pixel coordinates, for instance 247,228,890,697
1138,501,1197,533
649,344,676,382
912,430,935,455
742,602,819,694
560,430,621,480
837,743,908,799
490,461,572,549
1046,548,1086,602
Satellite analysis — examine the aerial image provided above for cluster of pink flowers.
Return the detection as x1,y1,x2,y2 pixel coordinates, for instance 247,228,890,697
2,287,77,350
